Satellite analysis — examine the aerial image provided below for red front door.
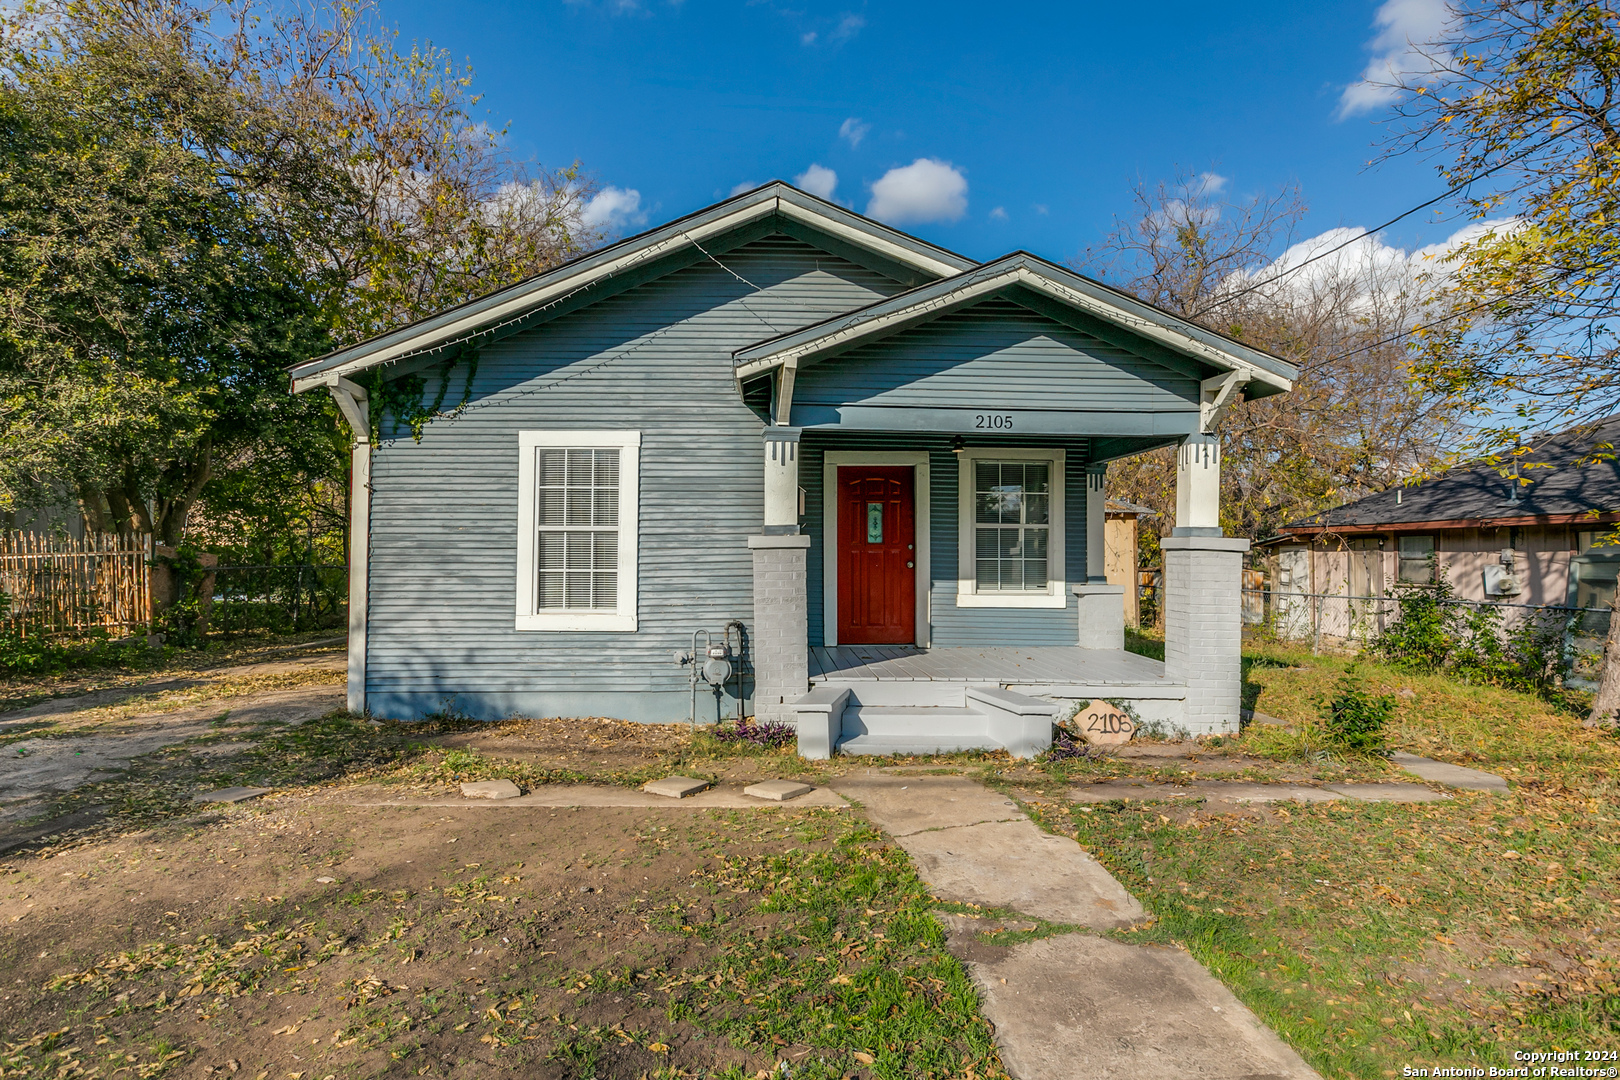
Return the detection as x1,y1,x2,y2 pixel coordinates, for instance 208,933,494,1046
837,466,916,644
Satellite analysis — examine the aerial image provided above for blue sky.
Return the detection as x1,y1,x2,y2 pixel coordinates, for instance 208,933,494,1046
382,0,1461,271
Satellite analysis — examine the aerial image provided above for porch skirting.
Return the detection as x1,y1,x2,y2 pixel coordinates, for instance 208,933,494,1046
749,533,811,725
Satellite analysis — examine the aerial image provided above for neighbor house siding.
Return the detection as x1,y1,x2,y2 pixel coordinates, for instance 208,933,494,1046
791,297,1200,414
364,234,904,721
800,431,1095,648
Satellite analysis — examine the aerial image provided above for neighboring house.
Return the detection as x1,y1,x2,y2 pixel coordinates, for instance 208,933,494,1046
1260,415,1620,642
287,183,1296,756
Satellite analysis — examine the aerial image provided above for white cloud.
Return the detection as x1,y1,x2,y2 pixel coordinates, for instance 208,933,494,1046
1224,218,1519,309
839,117,871,148
989,206,1008,221
801,30,817,44
1338,0,1454,118
729,181,757,197
795,164,838,200
1191,171,1227,197
1033,203,1049,215
829,13,864,41
866,159,968,225
581,186,646,231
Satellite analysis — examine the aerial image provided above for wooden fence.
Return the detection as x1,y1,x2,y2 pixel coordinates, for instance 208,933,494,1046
0,532,152,637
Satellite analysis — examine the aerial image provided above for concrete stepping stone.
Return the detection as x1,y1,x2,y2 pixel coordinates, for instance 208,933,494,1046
743,779,814,801
1392,752,1509,791
946,927,1322,1079
459,779,521,800
642,776,710,799
192,787,268,804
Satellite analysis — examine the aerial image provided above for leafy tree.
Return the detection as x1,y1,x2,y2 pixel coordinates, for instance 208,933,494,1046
1376,0,1620,439
0,10,340,543
1372,0,1620,725
0,0,603,547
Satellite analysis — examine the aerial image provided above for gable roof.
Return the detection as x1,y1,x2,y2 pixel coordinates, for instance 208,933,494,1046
731,252,1297,396
288,182,975,393
1276,415,1620,536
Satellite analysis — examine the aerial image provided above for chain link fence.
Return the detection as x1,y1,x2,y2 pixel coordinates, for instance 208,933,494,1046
1243,587,1611,688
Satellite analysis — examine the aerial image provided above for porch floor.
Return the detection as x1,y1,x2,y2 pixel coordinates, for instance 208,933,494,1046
808,645,1175,688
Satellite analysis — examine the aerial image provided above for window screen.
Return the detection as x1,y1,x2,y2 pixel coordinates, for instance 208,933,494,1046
536,448,620,609
1397,535,1435,584
974,461,1050,592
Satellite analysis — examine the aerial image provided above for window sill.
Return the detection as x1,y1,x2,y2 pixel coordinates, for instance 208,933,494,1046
954,587,1068,609
516,612,638,632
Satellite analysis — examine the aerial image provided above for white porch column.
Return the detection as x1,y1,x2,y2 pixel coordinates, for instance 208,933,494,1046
1073,462,1124,649
1175,431,1222,535
751,427,809,724
1163,431,1247,734
1085,464,1107,582
326,379,370,716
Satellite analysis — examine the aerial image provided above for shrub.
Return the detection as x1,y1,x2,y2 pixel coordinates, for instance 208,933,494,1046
1317,674,1395,757
1371,566,1573,693
713,718,795,748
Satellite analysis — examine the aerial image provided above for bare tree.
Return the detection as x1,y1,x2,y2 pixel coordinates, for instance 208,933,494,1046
1082,170,1463,543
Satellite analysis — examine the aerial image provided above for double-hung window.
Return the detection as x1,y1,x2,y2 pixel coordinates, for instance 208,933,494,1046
516,431,639,631
956,447,1066,607
1396,535,1435,585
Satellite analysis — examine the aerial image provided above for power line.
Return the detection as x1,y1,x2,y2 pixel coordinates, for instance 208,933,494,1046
1191,143,1547,320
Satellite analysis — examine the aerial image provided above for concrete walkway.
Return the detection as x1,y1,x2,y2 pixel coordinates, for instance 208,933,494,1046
1070,778,1450,811
831,773,1322,1080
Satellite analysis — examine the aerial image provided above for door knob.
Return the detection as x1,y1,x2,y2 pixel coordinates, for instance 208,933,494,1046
906,561,914,568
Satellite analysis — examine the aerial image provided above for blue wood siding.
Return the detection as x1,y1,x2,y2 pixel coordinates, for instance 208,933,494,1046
801,431,1094,649
792,297,1199,415
365,234,903,722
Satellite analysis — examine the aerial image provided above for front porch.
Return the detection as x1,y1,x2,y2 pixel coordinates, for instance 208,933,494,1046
810,644,1177,698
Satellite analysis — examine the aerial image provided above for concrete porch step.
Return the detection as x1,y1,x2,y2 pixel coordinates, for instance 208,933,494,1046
792,684,1059,760
837,733,1005,756
843,705,986,739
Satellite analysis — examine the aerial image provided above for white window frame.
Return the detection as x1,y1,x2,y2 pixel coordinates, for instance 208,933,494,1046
956,446,1066,608
515,430,640,631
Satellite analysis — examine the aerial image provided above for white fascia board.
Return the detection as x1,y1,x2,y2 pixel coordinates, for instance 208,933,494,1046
774,199,968,278
733,264,1295,395
290,201,780,394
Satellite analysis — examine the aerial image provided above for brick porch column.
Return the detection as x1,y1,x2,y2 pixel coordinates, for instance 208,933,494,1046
1163,433,1247,734
750,427,809,724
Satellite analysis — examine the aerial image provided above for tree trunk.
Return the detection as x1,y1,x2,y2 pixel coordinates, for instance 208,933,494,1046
1586,590,1620,728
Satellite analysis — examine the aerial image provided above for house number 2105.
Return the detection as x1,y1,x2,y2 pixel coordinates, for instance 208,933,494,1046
975,413,1013,429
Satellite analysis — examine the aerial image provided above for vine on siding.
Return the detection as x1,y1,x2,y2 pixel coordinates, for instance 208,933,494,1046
362,351,480,442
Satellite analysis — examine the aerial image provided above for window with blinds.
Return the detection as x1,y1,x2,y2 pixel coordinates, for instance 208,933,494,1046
516,431,639,632
974,460,1050,592
536,448,620,610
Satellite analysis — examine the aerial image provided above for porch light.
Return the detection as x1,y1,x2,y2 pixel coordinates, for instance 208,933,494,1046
952,436,965,455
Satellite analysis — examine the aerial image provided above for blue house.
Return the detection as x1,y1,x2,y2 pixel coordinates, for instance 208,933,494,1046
289,184,1295,757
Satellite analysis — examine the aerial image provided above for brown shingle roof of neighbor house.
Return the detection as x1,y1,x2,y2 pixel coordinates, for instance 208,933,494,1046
1275,415,1620,537
1105,499,1157,517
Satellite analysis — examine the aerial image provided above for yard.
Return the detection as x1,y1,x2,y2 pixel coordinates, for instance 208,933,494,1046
1,636,1617,1079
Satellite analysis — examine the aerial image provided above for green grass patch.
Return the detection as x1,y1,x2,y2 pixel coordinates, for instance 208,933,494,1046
1025,644,1620,1078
